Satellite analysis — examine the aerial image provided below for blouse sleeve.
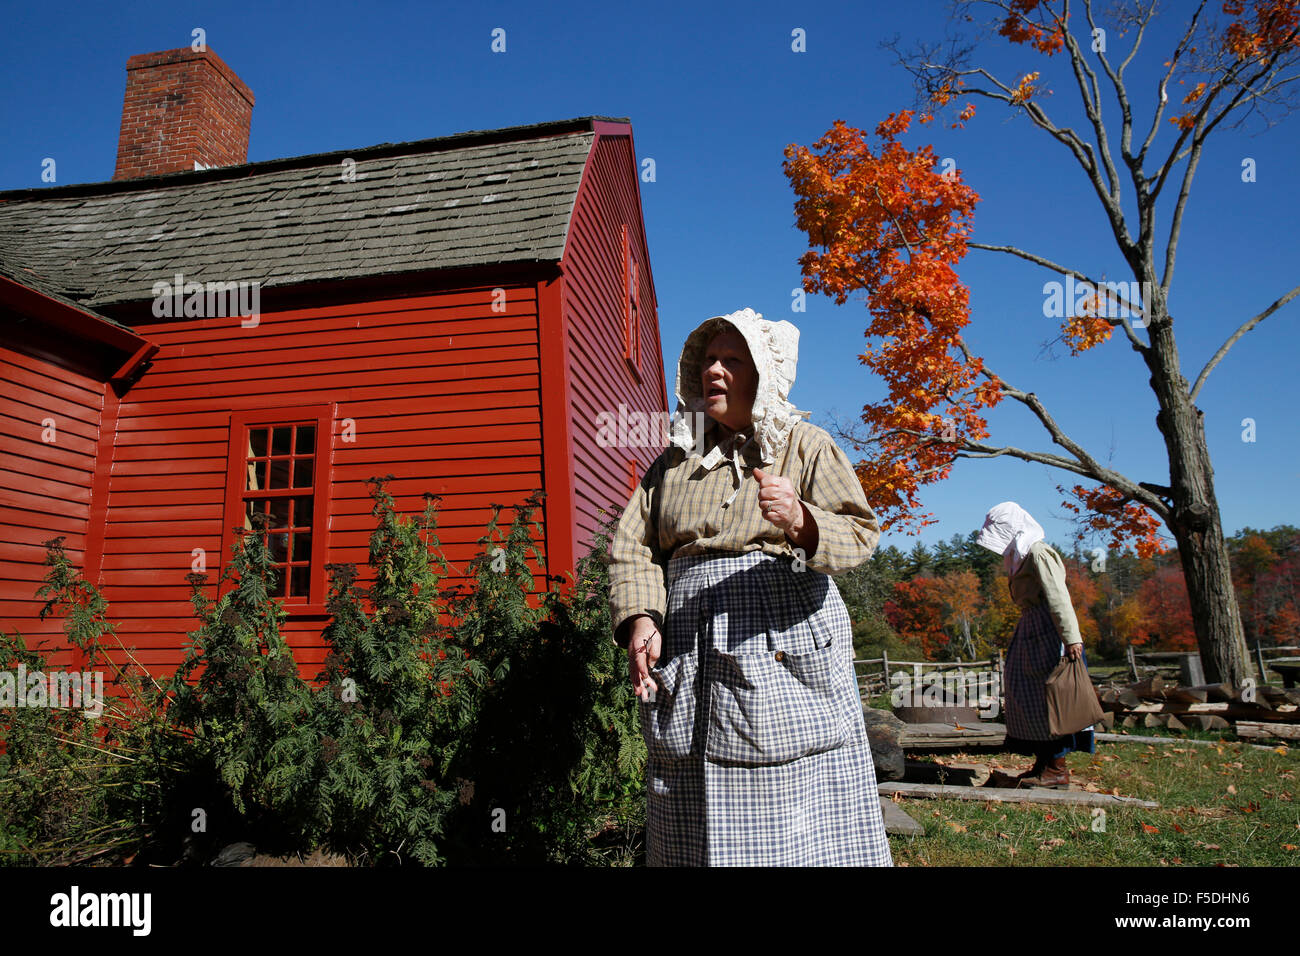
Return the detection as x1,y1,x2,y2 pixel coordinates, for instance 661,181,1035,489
1032,546,1082,646
795,432,882,575
605,455,670,649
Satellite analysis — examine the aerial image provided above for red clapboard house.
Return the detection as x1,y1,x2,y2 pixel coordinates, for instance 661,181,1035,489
0,47,667,681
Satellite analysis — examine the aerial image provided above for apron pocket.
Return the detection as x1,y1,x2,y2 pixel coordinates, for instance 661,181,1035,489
638,650,700,760
704,642,854,766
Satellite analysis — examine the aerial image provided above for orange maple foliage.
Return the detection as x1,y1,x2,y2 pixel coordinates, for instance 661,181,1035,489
785,2,1278,551
1062,311,1115,355
1059,483,1165,558
1010,71,1042,105
998,0,1068,55
1223,0,1300,63
1170,1,1300,128
783,112,994,532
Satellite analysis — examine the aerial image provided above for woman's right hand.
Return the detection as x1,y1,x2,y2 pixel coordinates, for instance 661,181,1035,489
626,616,662,701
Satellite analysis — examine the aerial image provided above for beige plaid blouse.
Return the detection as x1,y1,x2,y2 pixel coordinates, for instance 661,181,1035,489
607,419,881,648
1008,541,1083,645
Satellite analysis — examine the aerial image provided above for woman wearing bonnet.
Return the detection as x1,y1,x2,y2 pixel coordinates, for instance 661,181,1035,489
976,502,1096,789
606,307,892,866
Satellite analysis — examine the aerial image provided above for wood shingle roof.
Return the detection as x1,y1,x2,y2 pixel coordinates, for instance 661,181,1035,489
0,116,618,311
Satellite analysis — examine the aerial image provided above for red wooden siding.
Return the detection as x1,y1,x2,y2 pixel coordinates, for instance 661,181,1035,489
0,344,104,670
561,125,668,557
96,285,546,680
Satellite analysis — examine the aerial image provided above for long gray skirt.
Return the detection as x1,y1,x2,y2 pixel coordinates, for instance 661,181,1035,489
639,549,893,866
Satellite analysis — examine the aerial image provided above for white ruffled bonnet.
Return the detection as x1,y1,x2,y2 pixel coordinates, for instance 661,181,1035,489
666,307,811,464
976,501,1046,574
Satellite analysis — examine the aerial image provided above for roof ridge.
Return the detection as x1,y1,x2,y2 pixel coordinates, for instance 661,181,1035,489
0,115,628,202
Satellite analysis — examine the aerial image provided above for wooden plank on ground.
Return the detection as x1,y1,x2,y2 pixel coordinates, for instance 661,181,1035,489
900,722,1005,749
1235,722,1300,741
878,781,1158,809
1096,732,1284,752
879,798,925,836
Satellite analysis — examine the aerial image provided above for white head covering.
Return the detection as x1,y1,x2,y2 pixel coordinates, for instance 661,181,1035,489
976,501,1045,574
667,307,810,464
665,308,811,510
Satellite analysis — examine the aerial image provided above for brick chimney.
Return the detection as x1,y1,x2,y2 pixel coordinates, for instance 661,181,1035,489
113,47,255,180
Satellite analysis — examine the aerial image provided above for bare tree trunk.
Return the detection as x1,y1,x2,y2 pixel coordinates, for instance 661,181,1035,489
1169,504,1249,686
1147,320,1250,686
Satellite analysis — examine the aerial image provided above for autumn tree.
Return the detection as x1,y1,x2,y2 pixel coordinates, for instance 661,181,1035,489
1229,527,1300,645
784,0,1300,684
978,572,1022,648
884,577,950,659
1062,556,1102,648
934,569,984,657
1136,563,1199,650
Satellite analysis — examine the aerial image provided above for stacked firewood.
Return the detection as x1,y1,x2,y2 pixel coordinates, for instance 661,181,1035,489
1094,674,1300,735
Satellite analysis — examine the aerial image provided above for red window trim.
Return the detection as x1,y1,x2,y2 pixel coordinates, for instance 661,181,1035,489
622,223,642,381
221,402,335,616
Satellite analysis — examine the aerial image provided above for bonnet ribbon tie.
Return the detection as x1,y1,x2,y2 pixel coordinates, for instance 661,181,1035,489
697,431,754,511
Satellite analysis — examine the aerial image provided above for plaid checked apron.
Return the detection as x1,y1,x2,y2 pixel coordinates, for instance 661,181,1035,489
640,550,892,866
1003,601,1062,741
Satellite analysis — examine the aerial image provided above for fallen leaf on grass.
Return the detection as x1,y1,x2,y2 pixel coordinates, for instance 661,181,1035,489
1194,841,1222,850
1044,812,1057,822
997,832,1011,840
1227,784,1237,795
945,821,967,833
1038,838,1066,849
1240,801,1261,813
1141,822,1160,834
1173,823,1184,833
1283,844,1298,851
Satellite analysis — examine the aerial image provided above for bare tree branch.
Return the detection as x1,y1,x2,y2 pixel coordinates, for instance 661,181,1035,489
968,241,1149,351
1060,0,1124,204
1190,281,1300,401
1137,0,1205,168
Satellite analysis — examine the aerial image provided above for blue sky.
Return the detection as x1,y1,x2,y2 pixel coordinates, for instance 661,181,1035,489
2,0,1296,553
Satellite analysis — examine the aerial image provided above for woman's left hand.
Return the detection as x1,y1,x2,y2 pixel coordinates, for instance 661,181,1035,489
1064,642,1083,661
752,468,803,533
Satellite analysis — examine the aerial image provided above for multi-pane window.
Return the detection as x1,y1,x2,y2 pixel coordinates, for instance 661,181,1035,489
241,423,316,598
223,405,333,611
622,223,641,377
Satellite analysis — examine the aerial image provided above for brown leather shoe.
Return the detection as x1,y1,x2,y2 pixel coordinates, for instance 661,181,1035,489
987,757,1045,788
1019,756,1070,789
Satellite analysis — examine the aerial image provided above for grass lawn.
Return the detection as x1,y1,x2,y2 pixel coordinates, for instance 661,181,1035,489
888,736,1298,866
